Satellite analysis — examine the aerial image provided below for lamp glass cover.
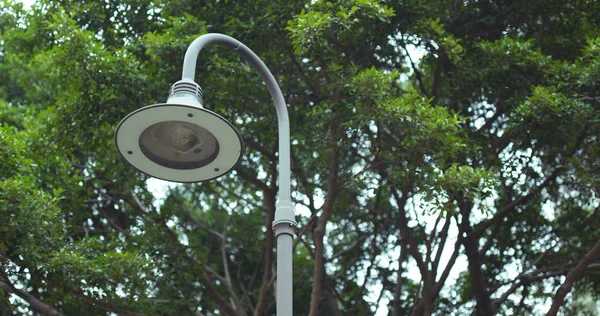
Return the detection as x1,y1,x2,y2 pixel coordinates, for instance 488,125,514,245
139,120,219,170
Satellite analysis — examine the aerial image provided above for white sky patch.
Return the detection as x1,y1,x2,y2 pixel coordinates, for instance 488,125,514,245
146,178,178,209
17,0,34,9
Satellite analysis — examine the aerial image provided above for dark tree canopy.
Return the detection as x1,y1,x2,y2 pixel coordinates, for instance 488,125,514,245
1,0,599,315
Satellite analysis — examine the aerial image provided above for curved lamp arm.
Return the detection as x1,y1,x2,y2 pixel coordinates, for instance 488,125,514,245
183,34,291,205
182,33,296,316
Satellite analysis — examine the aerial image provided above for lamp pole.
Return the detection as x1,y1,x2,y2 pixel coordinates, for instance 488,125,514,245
181,34,297,316
116,33,297,315
116,32,296,315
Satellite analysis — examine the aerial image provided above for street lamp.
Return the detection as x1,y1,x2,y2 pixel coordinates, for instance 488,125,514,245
115,33,297,315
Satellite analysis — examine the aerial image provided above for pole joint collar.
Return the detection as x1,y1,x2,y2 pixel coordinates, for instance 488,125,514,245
273,200,297,237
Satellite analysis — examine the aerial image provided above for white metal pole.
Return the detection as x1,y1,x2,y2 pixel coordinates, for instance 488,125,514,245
181,33,297,316
277,231,294,315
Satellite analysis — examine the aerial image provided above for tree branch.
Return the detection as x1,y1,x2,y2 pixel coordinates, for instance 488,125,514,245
546,238,600,316
220,215,247,316
292,210,318,251
254,189,277,316
433,232,461,296
235,167,270,192
327,235,369,261
391,186,428,279
69,289,146,316
392,242,408,316
401,40,429,97
351,238,378,314
153,214,239,316
458,199,494,316
431,214,453,275
474,125,588,240
0,277,64,316
309,112,341,316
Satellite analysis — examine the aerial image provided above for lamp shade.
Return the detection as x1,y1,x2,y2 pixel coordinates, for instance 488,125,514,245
115,103,244,183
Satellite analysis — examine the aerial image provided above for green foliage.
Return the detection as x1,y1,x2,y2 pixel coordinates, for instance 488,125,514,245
423,164,497,215
1,0,599,315
48,237,151,298
419,18,464,62
287,0,394,56
0,100,23,128
0,175,65,264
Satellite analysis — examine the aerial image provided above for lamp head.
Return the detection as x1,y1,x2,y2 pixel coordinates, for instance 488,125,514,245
115,79,244,182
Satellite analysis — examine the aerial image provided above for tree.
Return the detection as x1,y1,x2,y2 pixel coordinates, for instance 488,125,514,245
1,0,599,315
